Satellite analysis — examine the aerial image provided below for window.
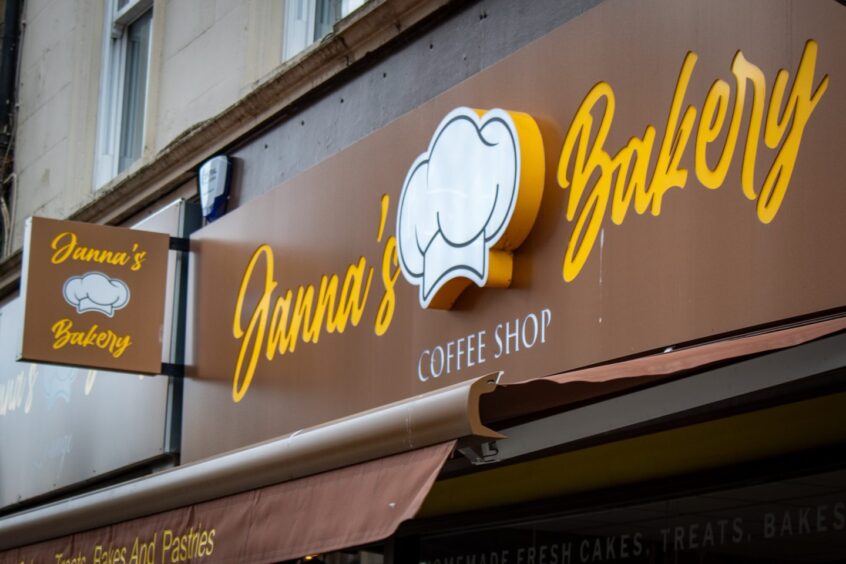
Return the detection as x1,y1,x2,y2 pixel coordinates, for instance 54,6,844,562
94,0,153,188
416,467,846,563
282,0,366,61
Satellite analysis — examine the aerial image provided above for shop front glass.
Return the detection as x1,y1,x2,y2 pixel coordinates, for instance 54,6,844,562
418,468,846,564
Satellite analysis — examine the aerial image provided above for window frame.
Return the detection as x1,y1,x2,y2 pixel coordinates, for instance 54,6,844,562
93,0,154,189
282,0,367,61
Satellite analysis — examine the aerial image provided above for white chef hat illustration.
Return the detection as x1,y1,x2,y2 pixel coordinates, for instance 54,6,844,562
397,107,542,309
62,272,130,318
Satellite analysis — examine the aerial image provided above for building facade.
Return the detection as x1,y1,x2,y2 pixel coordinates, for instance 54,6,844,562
0,0,845,562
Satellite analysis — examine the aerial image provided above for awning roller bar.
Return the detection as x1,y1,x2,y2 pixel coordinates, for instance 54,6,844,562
0,374,501,549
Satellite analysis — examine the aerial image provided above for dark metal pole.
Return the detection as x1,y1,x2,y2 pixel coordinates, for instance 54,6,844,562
0,0,21,145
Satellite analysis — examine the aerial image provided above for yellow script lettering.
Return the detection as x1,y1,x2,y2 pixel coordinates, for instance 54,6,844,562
231,196,399,402
232,246,374,403
51,231,143,269
51,318,132,359
375,194,399,336
557,40,828,281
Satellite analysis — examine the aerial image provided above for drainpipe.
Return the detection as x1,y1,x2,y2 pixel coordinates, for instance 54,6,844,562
0,0,21,143
0,0,21,256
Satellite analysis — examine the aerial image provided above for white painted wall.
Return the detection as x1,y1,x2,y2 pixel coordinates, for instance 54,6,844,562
11,0,286,250
14,0,103,247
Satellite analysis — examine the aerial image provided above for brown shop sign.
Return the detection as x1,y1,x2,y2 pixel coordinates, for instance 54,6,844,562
19,217,170,375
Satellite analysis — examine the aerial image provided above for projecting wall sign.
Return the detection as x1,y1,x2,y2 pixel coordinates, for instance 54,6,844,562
19,217,170,374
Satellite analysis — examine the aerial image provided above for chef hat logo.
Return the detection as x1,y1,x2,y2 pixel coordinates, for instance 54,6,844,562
62,272,131,318
396,107,544,309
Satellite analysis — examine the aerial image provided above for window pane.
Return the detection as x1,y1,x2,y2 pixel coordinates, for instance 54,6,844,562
284,0,344,61
313,0,339,40
341,0,366,17
283,0,310,61
118,10,152,173
418,468,846,563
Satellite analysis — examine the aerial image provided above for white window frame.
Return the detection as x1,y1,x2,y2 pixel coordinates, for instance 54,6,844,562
282,0,366,61
94,0,153,189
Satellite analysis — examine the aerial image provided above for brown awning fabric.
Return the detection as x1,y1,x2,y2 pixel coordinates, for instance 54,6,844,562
481,316,846,426
1,441,455,564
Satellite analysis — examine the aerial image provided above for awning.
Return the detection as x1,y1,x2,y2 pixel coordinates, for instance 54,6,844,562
2,315,844,561
0,377,501,553
481,315,846,426
2,441,456,563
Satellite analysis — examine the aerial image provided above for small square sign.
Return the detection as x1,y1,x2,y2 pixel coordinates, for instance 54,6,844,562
19,217,171,374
